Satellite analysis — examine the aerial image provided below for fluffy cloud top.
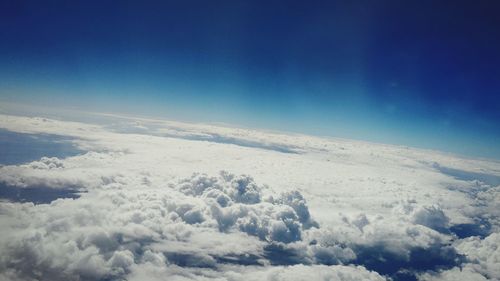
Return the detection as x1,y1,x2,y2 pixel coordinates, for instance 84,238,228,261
0,171,383,281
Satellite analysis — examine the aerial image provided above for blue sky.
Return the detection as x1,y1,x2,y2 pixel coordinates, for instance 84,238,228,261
0,0,499,159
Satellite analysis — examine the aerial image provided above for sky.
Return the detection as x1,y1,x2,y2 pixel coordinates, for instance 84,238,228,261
0,0,499,159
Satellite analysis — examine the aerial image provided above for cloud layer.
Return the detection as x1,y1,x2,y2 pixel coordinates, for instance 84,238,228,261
0,113,499,280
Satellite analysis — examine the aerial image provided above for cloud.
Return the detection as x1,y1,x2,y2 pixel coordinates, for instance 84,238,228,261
27,157,65,170
411,205,450,233
126,264,387,281
419,266,489,281
174,172,318,244
1,113,500,280
1,171,371,281
0,170,465,281
453,233,500,279
305,215,462,279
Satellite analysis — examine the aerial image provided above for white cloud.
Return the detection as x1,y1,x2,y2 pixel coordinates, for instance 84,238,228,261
453,233,500,279
0,171,353,280
126,264,387,281
419,266,489,281
0,112,499,280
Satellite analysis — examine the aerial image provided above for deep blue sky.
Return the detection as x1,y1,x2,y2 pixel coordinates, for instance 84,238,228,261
1,0,499,159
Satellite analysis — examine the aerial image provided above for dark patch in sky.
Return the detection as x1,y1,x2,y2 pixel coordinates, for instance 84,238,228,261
263,243,308,266
214,253,263,266
450,220,492,239
435,164,500,187
163,252,216,268
0,129,83,165
102,121,301,154
352,244,464,281
0,182,81,204
162,133,300,154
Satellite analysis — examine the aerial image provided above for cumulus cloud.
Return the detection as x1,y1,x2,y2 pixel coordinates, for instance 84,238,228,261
173,172,318,244
1,171,375,281
304,216,462,279
27,157,65,170
453,233,500,279
0,170,465,281
411,205,450,233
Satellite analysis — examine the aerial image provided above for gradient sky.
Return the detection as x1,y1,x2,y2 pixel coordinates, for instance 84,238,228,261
1,0,499,159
